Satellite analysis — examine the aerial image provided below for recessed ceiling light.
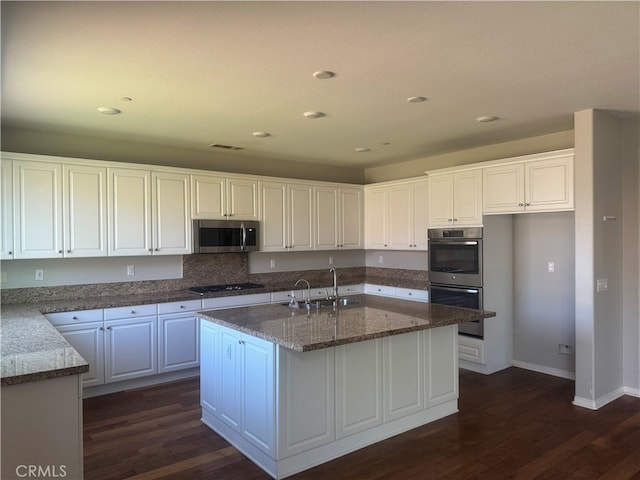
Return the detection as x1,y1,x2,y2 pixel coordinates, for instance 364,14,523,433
355,147,370,153
252,131,270,138
97,107,121,115
313,70,335,80
476,115,499,123
303,111,325,119
407,96,427,103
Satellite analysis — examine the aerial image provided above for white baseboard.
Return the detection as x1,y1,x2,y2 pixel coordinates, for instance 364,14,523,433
623,386,640,398
573,387,627,410
511,360,575,380
82,368,200,398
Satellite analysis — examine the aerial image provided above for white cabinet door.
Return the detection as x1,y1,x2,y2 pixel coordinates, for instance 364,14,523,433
424,326,458,407
191,174,226,219
104,315,157,383
453,169,483,225
387,183,413,250
483,163,525,214
525,156,574,212
152,171,191,255
335,339,383,439
364,187,387,249
57,322,105,388
287,182,314,251
260,181,313,252
1,159,13,259
219,328,242,432
279,347,335,457
383,332,423,421
227,176,259,221
108,168,152,256
427,174,453,227
314,186,339,250
260,181,287,251
315,186,363,250
13,160,63,258
339,187,363,249
63,164,108,257
241,334,275,456
200,320,221,416
412,180,429,250
191,174,258,220
428,170,482,227
158,312,199,373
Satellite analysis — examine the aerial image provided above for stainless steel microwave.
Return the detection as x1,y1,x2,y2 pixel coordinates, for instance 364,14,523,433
192,220,259,253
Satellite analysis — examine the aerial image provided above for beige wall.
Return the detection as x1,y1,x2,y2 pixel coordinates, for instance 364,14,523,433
1,126,365,184
364,130,574,183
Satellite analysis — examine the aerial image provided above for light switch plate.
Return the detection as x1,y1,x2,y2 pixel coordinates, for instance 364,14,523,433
596,278,608,292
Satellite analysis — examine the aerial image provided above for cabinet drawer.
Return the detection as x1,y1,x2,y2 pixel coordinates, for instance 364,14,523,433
364,284,396,297
458,335,485,364
202,293,271,310
157,299,202,315
338,284,363,296
104,303,157,320
271,290,304,303
395,287,428,302
45,309,104,326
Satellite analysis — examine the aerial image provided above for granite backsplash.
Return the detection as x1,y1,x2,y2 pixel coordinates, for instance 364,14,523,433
0,254,427,305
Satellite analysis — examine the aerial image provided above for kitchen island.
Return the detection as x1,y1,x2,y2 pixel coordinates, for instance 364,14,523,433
197,294,495,479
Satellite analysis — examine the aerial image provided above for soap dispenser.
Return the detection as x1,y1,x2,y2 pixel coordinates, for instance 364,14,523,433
288,291,300,309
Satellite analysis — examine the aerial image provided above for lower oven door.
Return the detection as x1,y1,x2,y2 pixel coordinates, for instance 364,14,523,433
429,283,484,338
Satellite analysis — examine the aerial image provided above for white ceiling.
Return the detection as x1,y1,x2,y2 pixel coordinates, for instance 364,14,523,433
2,1,639,169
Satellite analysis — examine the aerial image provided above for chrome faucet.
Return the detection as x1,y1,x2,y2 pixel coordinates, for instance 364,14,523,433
329,268,339,303
295,279,311,307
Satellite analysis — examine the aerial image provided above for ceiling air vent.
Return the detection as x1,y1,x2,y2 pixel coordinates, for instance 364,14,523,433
209,143,244,151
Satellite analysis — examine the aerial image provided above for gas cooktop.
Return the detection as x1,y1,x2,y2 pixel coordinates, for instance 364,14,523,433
187,282,265,295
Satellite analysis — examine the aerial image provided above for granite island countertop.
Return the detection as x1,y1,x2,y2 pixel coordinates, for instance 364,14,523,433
197,294,495,352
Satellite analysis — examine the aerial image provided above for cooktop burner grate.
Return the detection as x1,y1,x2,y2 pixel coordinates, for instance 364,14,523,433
187,282,265,295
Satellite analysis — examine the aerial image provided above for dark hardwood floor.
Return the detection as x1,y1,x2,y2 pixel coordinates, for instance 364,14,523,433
83,368,640,480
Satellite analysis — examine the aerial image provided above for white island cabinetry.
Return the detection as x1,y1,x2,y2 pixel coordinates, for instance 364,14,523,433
200,317,458,479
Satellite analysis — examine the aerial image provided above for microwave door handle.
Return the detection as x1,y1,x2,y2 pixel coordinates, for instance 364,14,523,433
241,222,246,251
434,286,480,294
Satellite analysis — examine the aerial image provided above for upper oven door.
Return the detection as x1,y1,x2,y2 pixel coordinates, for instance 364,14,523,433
428,236,482,287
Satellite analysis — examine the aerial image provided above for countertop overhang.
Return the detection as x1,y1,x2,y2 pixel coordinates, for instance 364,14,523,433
197,294,495,352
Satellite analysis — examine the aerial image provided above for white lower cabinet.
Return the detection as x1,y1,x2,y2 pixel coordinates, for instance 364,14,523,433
335,339,382,439
104,308,157,383
200,321,459,479
158,299,201,373
56,322,105,387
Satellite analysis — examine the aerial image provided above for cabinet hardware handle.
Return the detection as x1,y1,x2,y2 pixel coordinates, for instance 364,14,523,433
131,310,136,314
149,248,153,252
58,250,63,254
518,203,524,207
8,251,12,255
180,305,185,309
154,248,159,251
67,250,71,253
107,326,112,330
72,316,78,320
99,327,104,331
525,203,530,206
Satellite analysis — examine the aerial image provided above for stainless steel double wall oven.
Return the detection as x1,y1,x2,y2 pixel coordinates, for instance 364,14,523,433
428,227,484,338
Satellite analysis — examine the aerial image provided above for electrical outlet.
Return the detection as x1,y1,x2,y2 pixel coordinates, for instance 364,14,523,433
35,269,44,281
329,256,334,265
0,271,7,283
270,259,276,269
126,265,135,276
596,278,608,292
558,344,572,355
378,255,384,264
547,261,555,273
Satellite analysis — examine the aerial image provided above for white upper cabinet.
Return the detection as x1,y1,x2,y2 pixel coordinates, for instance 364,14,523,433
63,164,108,257
152,171,191,255
365,179,428,250
191,174,258,221
13,160,64,258
483,150,574,214
427,169,482,227
109,168,190,256
314,185,363,250
108,168,153,256
1,159,14,260
260,180,313,252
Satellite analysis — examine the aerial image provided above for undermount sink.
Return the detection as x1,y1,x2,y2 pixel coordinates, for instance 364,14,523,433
282,297,362,309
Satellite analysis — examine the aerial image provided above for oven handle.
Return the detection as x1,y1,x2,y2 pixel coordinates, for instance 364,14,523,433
430,285,480,294
430,240,479,246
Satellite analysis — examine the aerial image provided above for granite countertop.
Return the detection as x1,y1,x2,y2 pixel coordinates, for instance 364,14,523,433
197,294,495,352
